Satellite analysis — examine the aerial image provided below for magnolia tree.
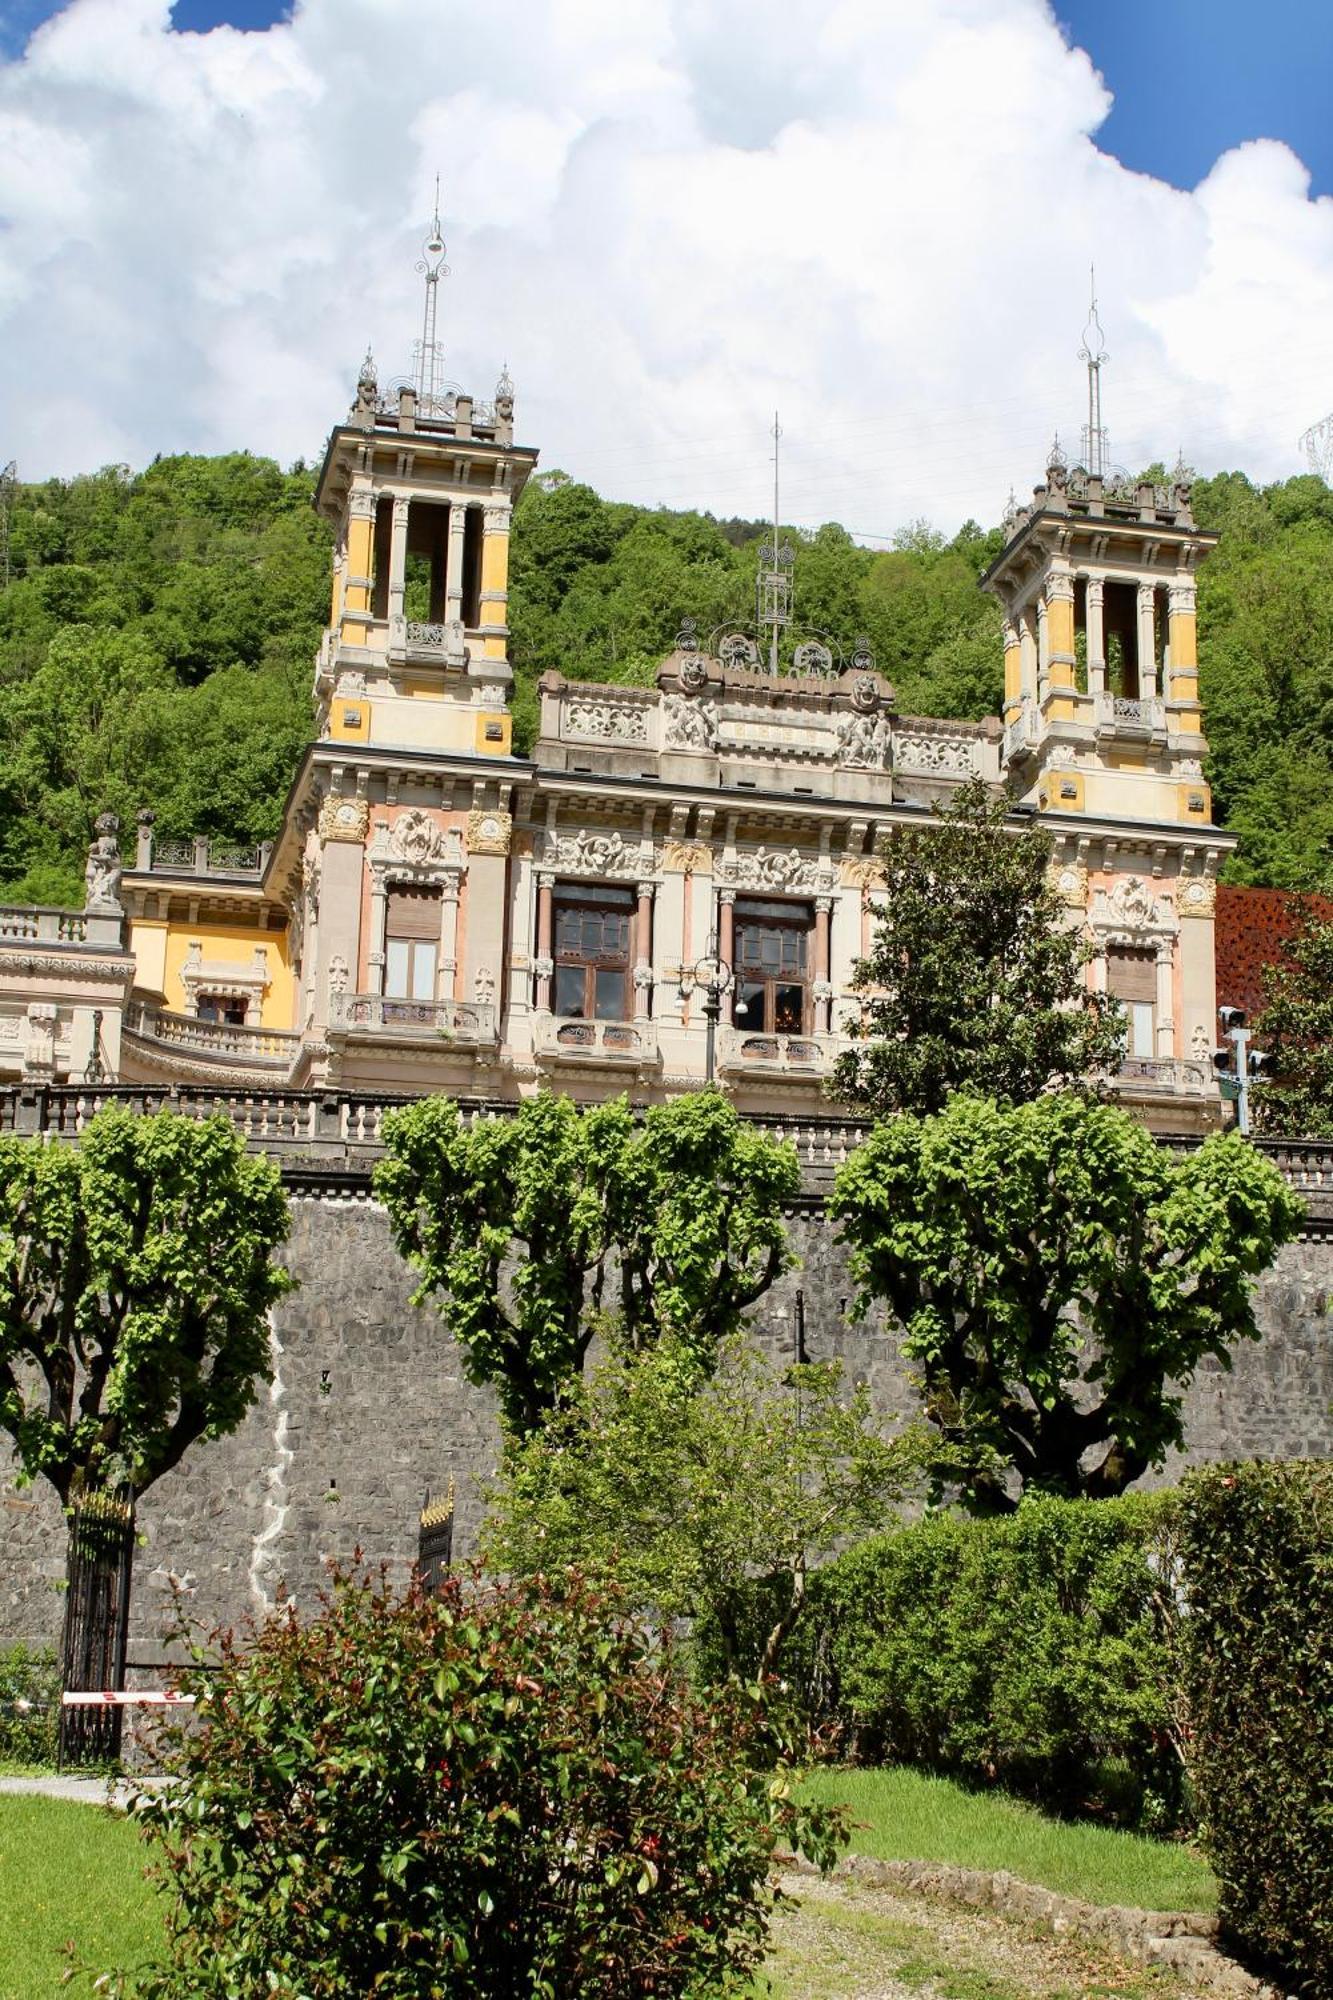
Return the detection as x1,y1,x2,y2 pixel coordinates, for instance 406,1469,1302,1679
832,777,1124,1117
831,1093,1303,1512
375,1090,799,1436
485,1334,925,1676
0,1108,292,1505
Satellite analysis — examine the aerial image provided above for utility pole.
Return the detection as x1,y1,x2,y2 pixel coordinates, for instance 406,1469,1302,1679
1213,1006,1273,1137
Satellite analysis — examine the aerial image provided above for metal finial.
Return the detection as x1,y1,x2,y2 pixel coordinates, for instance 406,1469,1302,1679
358,345,377,388
413,178,450,413
756,411,794,673
496,361,515,403
1047,431,1067,471
1078,266,1110,478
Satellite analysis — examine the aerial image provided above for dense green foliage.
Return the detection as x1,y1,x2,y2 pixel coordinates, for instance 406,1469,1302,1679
831,1094,1303,1509
123,1566,845,1999
375,1091,797,1436
832,778,1124,1116
788,1495,1184,1831
485,1334,922,1676
1178,1461,1333,1993
1252,905,1333,1138
0,1108,293,1503
1,454,1328,899
0,1642,58,1767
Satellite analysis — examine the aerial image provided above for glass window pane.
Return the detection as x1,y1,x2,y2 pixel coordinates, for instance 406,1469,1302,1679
385,939,410,998
735,982,766,1031
1131,1000,1154,1058
761,935,781,970
411,942,437,1001
774,984,805,1034
555,964,586,1017
594,969,625,1021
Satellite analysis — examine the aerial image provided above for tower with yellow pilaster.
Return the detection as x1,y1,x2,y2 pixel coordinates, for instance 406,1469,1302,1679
312,209,536,762
985,444,1216,827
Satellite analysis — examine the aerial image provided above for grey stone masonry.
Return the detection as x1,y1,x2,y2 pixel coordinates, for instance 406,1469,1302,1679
1,1088,1330,1654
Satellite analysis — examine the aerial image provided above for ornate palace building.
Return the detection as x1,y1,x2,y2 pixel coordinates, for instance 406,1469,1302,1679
0,231,1230,1132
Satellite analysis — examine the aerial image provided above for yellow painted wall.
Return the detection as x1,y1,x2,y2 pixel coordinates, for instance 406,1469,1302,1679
1003,637,1022,711
329,698,371,742
1045,596,1076,686
129,917,296,1029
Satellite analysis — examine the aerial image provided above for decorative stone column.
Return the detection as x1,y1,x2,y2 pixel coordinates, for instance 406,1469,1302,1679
1043,569,1077,690
479,501,512,661
439,873,462,1003
1001,618,1022,721
1035,596,1050,700
341,488,378,646
717,889,736,1025
813,897,833,1033
1020,608,1039,703
388,497,410,622
535,870,554,1013
368,871,388,995
1085,576,1106,694
1155,939,1176,1058
445,503,468,627
634,881,655,1019
1136,584,1159,699
1168,576,1200,728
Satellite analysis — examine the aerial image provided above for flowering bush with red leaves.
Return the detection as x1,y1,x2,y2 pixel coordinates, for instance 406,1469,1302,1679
116,1566,844,1997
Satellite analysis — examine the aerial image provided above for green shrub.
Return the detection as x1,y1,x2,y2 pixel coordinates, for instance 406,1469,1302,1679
0,1642,59,1767
1179,1461,1333,1993
789,1493,1183,1829
122,1566,845,1998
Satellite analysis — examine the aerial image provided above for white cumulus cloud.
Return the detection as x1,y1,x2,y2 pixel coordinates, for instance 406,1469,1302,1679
1,0,1331,535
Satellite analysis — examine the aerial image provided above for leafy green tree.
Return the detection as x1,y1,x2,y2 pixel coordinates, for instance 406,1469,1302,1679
831,777,1124,1117
0,1109,293,1505
486,1334,923,1676
1252,906,1333,1138
374,1091,798,1436
119,1566,845,1999
830,1092,1303,1512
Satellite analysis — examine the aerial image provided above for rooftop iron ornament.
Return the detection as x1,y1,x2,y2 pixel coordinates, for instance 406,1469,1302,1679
413,179,451,417
756,411,795,673
1078,267,1110,479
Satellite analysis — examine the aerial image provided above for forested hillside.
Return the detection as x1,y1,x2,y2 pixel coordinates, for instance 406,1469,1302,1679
0,452,1328,903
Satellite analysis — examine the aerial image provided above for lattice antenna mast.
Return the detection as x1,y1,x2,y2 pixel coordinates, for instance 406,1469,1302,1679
0,461,15,591
1299,414,1333,484
1079,268,1110,477
412,180,450,414
756,411,794,674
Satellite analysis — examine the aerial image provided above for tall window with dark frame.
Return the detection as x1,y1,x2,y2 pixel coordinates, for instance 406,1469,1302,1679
1106,944,1156,1058
553,882,633,1021
732,898,813,1034
385,886,441,1001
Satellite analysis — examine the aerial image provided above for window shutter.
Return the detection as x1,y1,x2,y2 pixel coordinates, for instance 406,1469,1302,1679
1106,946,1156,1004
386,887,441,939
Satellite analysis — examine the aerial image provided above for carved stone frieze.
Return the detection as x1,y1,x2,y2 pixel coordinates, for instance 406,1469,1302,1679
662,692,718,751
662,840,713,875
839,857,886,890
836,711,891,771
1178,877,1216,920
319,795,371,844
894,733,982,778
389,808,446,866
566,698,649,744
1047,862,1087,909
544,828,646,879
715,847,835,893
467,810,513,857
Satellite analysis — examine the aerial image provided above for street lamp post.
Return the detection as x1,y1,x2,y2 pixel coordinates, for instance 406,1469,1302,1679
691,934,733,1086
1213,1005,1273,1137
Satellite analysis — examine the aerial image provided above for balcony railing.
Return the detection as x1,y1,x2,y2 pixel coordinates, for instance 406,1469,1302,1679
1002,707,1040,764
327,993,497,1043
1114,1056,1212,1096
715,1028,842,1079
0,905,89,944
533,1017,660,1066
125,1001,301,1068
1093,692,1167,740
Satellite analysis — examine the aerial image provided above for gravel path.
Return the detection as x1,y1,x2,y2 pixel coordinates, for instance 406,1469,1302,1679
764,1869,1204,2000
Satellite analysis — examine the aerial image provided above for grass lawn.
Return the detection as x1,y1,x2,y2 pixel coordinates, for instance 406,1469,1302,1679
800,1767,1217,1915
0,1797,162,2000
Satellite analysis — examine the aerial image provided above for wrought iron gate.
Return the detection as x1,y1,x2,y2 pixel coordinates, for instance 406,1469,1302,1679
417,1482,455,1596
58,1486,135,1768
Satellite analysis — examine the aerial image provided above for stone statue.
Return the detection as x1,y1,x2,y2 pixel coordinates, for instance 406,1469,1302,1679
663,691,718,751
837,711,891,771
84,812,123,912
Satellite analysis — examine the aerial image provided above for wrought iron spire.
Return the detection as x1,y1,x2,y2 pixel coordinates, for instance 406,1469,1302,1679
412,179,450,415
756,411,794,674
1078,267,1110,477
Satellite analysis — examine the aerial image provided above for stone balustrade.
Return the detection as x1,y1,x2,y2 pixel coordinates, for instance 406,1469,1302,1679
124,1001,301,1067
0,906,90,944
327,993,498,1043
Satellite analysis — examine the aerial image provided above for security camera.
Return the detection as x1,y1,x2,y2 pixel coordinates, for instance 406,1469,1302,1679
1218,1005,1246,1032
1211,1048,1234,1075
1248,1050,1275,1077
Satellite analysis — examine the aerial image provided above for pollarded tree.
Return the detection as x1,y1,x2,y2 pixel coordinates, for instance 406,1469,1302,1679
375,1090,799,1437
831,1092,1303,1512
1252,906,1333,1138
831,778,1124,1117
0,1107,293,1506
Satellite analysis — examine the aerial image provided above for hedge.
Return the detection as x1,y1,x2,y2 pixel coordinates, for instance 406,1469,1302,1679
785,1493,1184,1829
1179,1461,1333,1995
0,1643,59,1767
